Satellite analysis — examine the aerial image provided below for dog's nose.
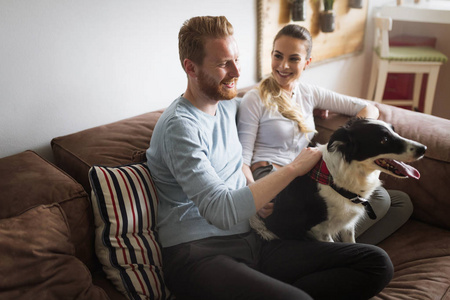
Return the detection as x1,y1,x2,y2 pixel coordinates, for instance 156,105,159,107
416,145,427,157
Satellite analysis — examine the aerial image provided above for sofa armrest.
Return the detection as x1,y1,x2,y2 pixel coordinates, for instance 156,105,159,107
314,103,450,230
0,151,97,271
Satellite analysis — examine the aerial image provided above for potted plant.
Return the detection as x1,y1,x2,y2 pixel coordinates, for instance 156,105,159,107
320,0,335,32
349,0,363,9
290,0,306,21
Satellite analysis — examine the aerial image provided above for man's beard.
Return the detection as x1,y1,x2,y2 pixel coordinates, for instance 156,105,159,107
198,70,238,100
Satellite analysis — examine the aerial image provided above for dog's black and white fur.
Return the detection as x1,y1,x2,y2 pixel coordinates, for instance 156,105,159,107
250,118,426,243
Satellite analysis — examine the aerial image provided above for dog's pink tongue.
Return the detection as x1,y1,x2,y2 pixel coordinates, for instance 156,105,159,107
392,160,421,179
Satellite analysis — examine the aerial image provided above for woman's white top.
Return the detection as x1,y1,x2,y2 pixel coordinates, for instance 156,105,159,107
237,81,368,167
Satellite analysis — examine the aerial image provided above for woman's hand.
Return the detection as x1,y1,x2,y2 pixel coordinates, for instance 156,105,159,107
357,103,379,119
313,109,329,119
242,164,255,185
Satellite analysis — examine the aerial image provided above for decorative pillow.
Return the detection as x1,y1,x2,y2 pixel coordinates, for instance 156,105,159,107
89,162,170,300
0,204,109,300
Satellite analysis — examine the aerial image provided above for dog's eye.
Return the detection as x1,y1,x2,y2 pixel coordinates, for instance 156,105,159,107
381,136,388,144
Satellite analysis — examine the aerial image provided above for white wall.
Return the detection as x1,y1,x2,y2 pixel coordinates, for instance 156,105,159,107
0,0,257,160
2,0,446,162
303,0,391,97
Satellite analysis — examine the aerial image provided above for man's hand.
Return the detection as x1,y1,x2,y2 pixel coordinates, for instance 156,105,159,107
290,147,322,177
257,202,274,219
249,148,322,212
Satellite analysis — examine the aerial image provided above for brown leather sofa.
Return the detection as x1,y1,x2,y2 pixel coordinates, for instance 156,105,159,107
0,151,118,300
1,95,449,299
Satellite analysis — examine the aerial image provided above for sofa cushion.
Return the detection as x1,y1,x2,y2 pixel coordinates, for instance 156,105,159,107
52,110,164,194
0,203,109,300
374,220,450,300
89,162,170,300
0,150,97,271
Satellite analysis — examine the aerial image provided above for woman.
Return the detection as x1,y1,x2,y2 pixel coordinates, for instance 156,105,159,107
237,24,412,244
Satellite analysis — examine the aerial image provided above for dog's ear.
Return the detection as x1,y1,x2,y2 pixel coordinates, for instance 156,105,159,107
327,125,358,163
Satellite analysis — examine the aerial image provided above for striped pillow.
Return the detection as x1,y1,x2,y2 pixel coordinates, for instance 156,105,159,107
89,163,170,300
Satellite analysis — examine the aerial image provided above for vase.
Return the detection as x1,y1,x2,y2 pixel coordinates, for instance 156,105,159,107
320,10,335,33
292,0,306,21
349,0,363,9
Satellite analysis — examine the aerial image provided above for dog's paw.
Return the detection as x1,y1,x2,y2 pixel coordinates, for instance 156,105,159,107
339,229,356,243
309,228,334,242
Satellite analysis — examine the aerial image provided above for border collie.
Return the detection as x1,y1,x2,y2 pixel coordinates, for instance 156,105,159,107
250,118,426,243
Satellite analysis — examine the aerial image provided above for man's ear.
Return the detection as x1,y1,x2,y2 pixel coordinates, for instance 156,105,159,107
184,59,197,79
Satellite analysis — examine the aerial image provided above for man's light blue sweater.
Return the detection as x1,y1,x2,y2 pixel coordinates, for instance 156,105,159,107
147,96,256,248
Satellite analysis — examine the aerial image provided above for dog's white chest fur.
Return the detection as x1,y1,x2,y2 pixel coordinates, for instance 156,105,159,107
309,185,367,243
307,145,381,243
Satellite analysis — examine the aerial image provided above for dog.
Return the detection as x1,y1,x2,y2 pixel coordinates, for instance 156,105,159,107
250,118,426,243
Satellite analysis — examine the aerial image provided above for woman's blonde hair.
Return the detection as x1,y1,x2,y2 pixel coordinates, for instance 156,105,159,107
259,24,314,134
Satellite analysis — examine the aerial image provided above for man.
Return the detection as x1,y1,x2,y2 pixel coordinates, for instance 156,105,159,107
147,16,393,300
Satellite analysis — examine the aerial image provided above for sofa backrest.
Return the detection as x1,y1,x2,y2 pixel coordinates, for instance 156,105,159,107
51,110,164,194
52,99,450,231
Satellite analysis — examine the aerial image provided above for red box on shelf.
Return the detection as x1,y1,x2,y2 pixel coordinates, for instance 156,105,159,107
382,35,437,111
